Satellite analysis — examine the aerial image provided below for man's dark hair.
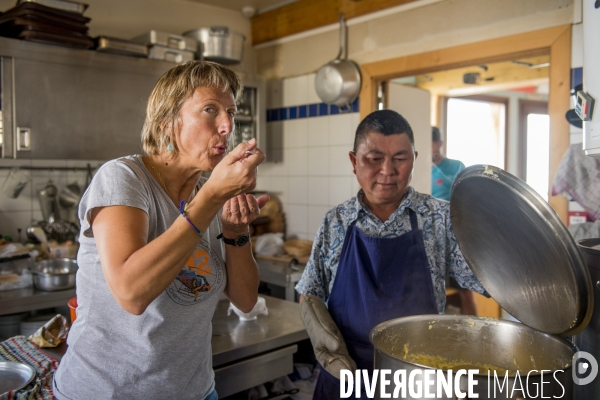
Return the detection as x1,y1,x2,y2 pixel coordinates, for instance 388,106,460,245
353,109,414,152
432,126,442,142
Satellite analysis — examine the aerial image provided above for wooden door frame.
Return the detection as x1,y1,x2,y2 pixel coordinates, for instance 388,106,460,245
359,25,571,223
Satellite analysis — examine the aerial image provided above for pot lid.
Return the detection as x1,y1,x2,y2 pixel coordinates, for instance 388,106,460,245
450,165,593,336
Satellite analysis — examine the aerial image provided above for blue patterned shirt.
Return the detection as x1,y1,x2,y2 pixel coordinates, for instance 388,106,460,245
295,187,486,313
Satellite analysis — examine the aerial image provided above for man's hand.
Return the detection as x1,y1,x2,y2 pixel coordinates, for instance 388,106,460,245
300,295,357,380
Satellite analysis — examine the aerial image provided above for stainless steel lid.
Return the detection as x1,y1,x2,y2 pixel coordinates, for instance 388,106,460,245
450,165,593,336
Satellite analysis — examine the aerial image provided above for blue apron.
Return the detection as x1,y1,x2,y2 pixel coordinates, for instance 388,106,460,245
313,209,438,400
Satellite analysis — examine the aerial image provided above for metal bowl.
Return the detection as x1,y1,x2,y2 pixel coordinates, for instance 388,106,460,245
32,258,78,291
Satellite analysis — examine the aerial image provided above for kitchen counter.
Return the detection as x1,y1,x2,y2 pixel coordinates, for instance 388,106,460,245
43,295,308,398
0,287,75,316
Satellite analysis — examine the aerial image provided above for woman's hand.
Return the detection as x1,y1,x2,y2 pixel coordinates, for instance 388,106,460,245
221,193,270,236
203,138,265,204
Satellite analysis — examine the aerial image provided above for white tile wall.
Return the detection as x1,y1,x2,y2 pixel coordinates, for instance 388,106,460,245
306,74,321,105
308,117,329,147
283,75,309,107
329,114,354,146
307,177,329,206
307,147,329,177
284,119,309,148
329,146,353,176
261,74,360,240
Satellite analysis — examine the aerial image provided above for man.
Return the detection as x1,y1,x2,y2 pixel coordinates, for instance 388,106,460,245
295,110,486,400
431,126,465,201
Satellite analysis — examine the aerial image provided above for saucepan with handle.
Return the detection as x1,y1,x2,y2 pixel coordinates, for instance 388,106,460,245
314,13,361,111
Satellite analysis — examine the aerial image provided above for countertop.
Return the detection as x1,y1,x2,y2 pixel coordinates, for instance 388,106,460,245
43,295,308,367
0,286,75,316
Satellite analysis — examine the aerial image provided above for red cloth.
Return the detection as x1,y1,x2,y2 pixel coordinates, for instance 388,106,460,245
0,335,58,400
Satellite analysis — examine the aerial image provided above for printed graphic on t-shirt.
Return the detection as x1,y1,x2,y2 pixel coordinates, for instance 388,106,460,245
167,240,224,305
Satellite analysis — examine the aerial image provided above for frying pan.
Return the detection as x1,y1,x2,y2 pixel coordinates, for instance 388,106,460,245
314,14,361,110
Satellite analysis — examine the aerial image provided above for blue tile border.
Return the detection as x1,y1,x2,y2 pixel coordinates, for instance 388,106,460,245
266,98,359,122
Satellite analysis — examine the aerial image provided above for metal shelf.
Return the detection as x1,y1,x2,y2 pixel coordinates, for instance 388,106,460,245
0,286,75,315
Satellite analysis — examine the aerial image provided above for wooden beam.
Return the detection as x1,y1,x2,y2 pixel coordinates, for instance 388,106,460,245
358,25,571,223
251,0,420,45
547,26,571,224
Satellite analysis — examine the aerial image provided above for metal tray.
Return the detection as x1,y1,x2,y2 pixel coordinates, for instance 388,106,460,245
94,36,148,57
450,164,593,336
17,0,88,15
147,46,195,63
0,361,36,394
132,30,197,52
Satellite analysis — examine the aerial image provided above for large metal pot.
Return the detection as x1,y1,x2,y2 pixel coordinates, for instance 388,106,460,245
367,166,594,400
574,238,600,399
32,258,78,291
183,27,245,65
371,315,575,399
315,14,361,109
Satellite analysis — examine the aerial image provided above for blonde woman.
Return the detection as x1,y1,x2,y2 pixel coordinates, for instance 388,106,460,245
54,61,268,400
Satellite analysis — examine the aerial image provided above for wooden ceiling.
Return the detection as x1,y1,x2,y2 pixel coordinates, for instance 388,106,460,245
403,56,550,96
251,0,421,45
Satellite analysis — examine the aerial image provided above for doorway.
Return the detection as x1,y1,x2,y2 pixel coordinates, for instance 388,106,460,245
359,25,571,223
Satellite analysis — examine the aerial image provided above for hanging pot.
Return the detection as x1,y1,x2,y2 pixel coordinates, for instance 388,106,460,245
315,14,361,110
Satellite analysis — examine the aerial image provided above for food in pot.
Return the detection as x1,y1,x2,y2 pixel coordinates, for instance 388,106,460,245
403,352,515,375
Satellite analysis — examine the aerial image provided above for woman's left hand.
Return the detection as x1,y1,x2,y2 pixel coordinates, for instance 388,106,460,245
221,194,270,236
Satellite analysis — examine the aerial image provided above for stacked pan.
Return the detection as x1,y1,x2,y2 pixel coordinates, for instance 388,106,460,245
0,0,92,49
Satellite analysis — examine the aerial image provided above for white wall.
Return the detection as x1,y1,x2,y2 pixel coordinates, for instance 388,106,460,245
255,74,360,241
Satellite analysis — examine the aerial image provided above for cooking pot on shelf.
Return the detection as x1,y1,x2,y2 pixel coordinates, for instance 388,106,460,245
183,26,245,65
370,165,594,400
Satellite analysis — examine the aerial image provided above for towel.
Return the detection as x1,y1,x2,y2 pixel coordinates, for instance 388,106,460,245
0,336,58,400
552,143,600,221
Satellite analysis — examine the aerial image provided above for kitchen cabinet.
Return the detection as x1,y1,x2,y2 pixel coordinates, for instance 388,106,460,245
0,36,174,159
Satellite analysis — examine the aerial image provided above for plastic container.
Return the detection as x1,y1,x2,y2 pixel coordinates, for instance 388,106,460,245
68,296,77,324
147,46,194,63
0,254,34,292
131,30,197,52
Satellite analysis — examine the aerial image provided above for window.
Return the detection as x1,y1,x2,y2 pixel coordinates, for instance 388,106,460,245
519,101,549,200
445,97,507,169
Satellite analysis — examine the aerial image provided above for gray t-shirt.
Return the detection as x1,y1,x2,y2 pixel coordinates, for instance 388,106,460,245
54,155,226,400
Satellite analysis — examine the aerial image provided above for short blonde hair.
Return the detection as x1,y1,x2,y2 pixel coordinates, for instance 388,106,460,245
141,61,243,156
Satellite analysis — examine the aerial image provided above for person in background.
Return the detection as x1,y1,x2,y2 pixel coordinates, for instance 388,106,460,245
431,126,465,201
53,61,268,400
431,126,477,315
296,110,487,400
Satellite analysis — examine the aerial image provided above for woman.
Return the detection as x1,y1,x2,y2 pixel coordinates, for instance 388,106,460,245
53,61,268,400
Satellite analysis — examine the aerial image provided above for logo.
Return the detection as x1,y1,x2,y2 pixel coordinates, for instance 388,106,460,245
572,351,598,386
166,240,225,305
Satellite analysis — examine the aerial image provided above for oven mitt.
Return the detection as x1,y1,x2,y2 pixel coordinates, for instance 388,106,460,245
300,294,356,380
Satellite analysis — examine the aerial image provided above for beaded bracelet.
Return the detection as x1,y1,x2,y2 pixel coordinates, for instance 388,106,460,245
179,200,204,237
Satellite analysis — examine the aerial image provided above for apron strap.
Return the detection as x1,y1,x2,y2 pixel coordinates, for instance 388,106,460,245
408,208,418,231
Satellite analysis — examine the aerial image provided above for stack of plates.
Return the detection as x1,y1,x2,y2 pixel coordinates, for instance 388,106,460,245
0,0,92,49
